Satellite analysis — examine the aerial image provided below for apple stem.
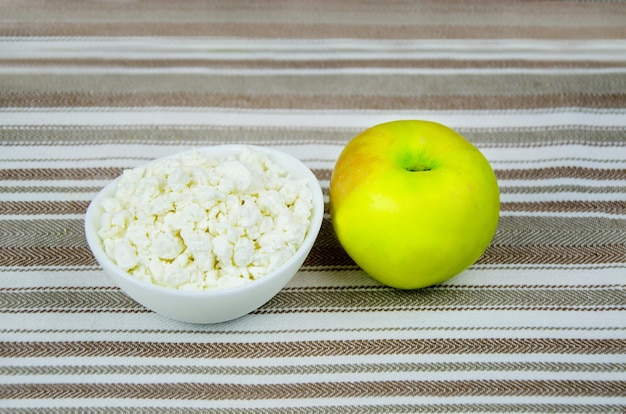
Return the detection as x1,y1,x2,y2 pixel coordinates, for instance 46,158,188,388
406,165,431,172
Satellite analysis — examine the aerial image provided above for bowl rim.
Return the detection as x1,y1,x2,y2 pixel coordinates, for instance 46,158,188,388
84,144,324,298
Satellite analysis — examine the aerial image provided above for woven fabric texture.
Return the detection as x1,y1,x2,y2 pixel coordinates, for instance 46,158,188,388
1,1,625,412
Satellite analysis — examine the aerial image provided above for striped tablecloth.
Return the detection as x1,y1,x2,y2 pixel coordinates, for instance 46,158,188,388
1,1,625,412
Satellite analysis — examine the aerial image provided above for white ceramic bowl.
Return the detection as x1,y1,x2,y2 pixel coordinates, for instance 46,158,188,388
85,145,324,324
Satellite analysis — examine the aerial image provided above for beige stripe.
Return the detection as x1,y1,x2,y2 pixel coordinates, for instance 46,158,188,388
2,286,622,313
494,217,626,246
260,287,626,313
2,21,625,39
9,216,626,243
0,288,142,313
464,128,626,148
0,247,96,267
3,362,623,377
0,380,623,400
3,125,625,147
3,239,623,268
3,0,624,27
501,201,626,215
3,91,625,110
3,216,622,249
479,245,626,266
2,338,624,359
0,219,86,248
0,404,620,414
0,126,356,146
2,216,625,267
3,73,625,95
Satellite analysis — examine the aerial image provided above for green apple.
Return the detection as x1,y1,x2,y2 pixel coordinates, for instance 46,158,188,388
329,120,500,289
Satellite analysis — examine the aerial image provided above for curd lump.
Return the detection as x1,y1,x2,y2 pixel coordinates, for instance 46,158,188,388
98,147,313,291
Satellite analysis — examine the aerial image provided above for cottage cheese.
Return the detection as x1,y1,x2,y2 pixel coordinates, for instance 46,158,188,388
98,147,313,291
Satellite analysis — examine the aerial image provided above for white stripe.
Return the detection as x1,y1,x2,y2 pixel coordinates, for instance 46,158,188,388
2,38,626,60
3,322,624,344
501,211,626,219
3,108,626,128
2,367,624,385
0,192,96,202
501,192,626,203
1,266,624,289
2,144,625,169
3,396,624,410
3,66,626,76
6,143,626,160
2,310,624,342
0,269,114,288
9,188,624,203
483,146,626,166
6,353,624,370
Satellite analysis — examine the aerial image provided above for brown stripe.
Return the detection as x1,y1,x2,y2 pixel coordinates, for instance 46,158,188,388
4,216,622,250
323,200,624,217
464,128,626,148
322,167,626,182
3,92,625,110
2,286,622,313
3,242,623,268
260,287,626,312
501,185,626,195
0,167,123,181
2,0,624,24
3,58,626,70
0,380,623,400
0,201,90,215
0,201,626,215
2,217,625,267
0,247,97,267
501,201,626,215
306,219,356,268
496,167,626,181
1,338,623,359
